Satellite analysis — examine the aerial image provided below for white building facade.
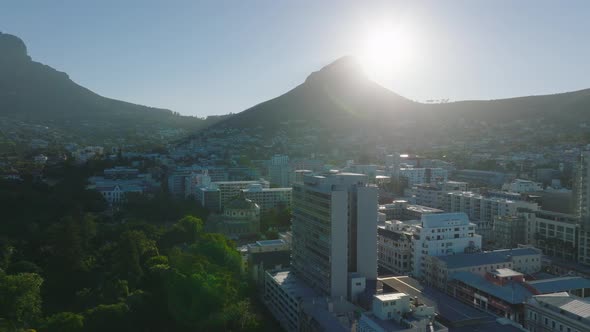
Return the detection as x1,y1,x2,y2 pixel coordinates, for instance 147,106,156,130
291,172,378,300
411,213,482,278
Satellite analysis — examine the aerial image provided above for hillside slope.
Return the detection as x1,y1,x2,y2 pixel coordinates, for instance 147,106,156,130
0,32,223,149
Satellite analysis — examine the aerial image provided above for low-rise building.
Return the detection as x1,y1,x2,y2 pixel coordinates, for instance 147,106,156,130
242,184,292,214
425,247,542,289
503,179,543,193
216,195,260,239
452,169,507,186
358,293,447,332
246,239,290,287
195,186,221,212
264,269,359,332
412,213,482,278
524,210,579,262
525,292,590,332
413,181,468,210
95,183,143,204
447,269,590,324
379,201,443,221
264,269,315,332
446,191,539,246
399,167,448,187
215,179,270,207
88,169,160,205
493,215,527,249
377,221,413,275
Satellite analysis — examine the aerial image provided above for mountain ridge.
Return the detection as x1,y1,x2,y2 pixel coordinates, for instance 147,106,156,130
0,32,227,150
211,56,590,136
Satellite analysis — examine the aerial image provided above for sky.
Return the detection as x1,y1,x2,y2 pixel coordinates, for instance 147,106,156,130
1,0,590,117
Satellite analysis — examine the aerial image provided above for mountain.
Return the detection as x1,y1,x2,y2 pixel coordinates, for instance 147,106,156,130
213,56,418,133
211,56,590,145
0,32,226,150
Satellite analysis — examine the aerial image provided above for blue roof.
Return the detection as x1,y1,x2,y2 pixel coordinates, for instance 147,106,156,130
527,276,590,294
437,248,541,269
450,272,533,304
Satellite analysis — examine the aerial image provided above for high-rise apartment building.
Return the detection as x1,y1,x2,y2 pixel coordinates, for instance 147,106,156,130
573,150,590,265
291,172,378,299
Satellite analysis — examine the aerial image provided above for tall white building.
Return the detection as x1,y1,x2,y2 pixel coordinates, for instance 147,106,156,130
411,213,482,278
291,172,378,300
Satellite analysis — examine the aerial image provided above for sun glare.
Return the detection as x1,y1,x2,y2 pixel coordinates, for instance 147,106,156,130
359,22,415,81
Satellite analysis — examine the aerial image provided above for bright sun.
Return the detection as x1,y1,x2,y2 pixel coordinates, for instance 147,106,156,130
359,22,415,81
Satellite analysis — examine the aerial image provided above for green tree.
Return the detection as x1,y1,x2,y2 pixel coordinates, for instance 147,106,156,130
7,261,42,275
222,300,261,331
113,231,150,286
84,303,129,332
40,312,84,332
159,216,203,249
0,272,43,330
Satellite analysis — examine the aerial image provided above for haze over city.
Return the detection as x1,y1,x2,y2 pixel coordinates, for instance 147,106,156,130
2,2,590,332
2,0,590,116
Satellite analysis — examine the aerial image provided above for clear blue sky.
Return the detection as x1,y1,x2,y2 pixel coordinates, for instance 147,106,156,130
1,0,589,116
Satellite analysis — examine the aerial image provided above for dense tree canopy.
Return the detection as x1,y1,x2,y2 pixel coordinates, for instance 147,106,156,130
0,163,275,331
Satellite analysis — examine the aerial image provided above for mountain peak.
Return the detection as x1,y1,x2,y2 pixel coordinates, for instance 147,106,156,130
305,56,367,84
0,32,30,61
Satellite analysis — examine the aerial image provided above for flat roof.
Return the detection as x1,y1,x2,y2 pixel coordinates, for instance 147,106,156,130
534,293,590,320
379,276,490,324
267,269,317,300
436,248,541,269
406,205,444,213
243,187,291,192
491,268,523,278
527,276,590,294
450,272,532,304
375,293,407,301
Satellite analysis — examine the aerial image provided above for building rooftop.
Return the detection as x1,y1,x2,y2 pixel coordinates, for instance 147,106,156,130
301,297,358,332
450,272,532,304
421,212,470,227
527,276,590,294
436,247,541,269
379,276,503,328
243,186,291,192
405,205,444,214
267,269,317,300
361,312,445,332
377,226,411,241
532,293,590,321
491,268,523,278
375,292,406,302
